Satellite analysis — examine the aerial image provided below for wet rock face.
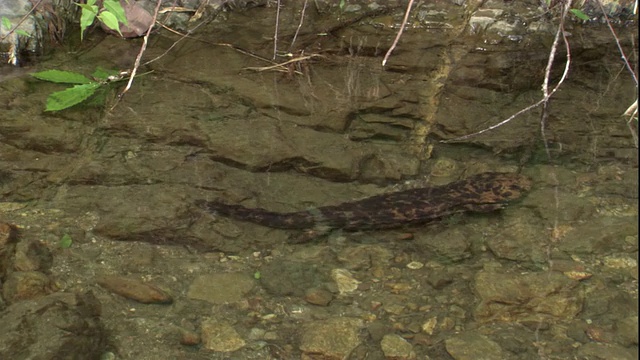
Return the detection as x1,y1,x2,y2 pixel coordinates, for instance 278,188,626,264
1,0,635,253
0,222,107,359
0,292,107,360
0,0,268,65
474,270,584,323
0,222,18,282
1,0,77,64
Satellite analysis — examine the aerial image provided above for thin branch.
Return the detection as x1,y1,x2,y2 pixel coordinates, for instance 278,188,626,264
624,100,638,147
273,0,281,60
541,0,572,158
443,1,573,143
289,0,308,53
595,0,638,87
382,0,415,67
595,0,639,148
111,0,163,110
142,19,208,66
243,54,321,73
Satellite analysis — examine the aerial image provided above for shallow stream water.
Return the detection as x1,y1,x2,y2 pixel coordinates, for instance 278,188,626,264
0,2,638,359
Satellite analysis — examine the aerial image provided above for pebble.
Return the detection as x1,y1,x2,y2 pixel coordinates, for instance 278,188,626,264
2,271,54,304
331,268,360,294
300,317,363,359
474,270,583,322
96,275,173,304
0,222,17,249
381,334,416,360
200,319,245,352
304,287,333,306
0,222,17,280
178,327,201,346
187,272,254,304
445,332,504,360
14,240,52,272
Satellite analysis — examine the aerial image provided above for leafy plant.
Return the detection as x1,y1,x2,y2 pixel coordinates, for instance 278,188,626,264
1,16,33,65
1,16,31,38
544,0,590,21
569,8,589,21
59,233,73,249
27,1,130,111
31,68,126,111
76,0,128,39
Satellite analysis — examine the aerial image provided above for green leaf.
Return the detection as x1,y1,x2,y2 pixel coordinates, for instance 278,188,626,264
31,70,93,84
98,11,122,37
76,3,98,12
92,67,120,81
60,234,73,248
78,3,98,40
2,17,12,30
45,82,101,111
16,29,31,37
103,0,128,26
570,9,590,21
253,271,261,280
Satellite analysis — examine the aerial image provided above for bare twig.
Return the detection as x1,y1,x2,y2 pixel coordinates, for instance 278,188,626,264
624,100,638,147
289,0,308,52
540,0,572,158
596,0,638,87
534,4,575,350
595,0,639,148
142,19,208,66
443,2,573,143
273,0,281,60
624,100,639,118
243,54,321,73
382,0,415,67
111,0,163,110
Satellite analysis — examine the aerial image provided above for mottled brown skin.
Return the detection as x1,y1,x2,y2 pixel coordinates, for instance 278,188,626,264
195,172,532,233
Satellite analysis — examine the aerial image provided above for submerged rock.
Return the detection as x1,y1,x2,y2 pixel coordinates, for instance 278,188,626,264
0,292,107,359
299,317,364,359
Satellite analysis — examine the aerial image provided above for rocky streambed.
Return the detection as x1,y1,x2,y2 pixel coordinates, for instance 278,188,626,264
1,1,638,359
